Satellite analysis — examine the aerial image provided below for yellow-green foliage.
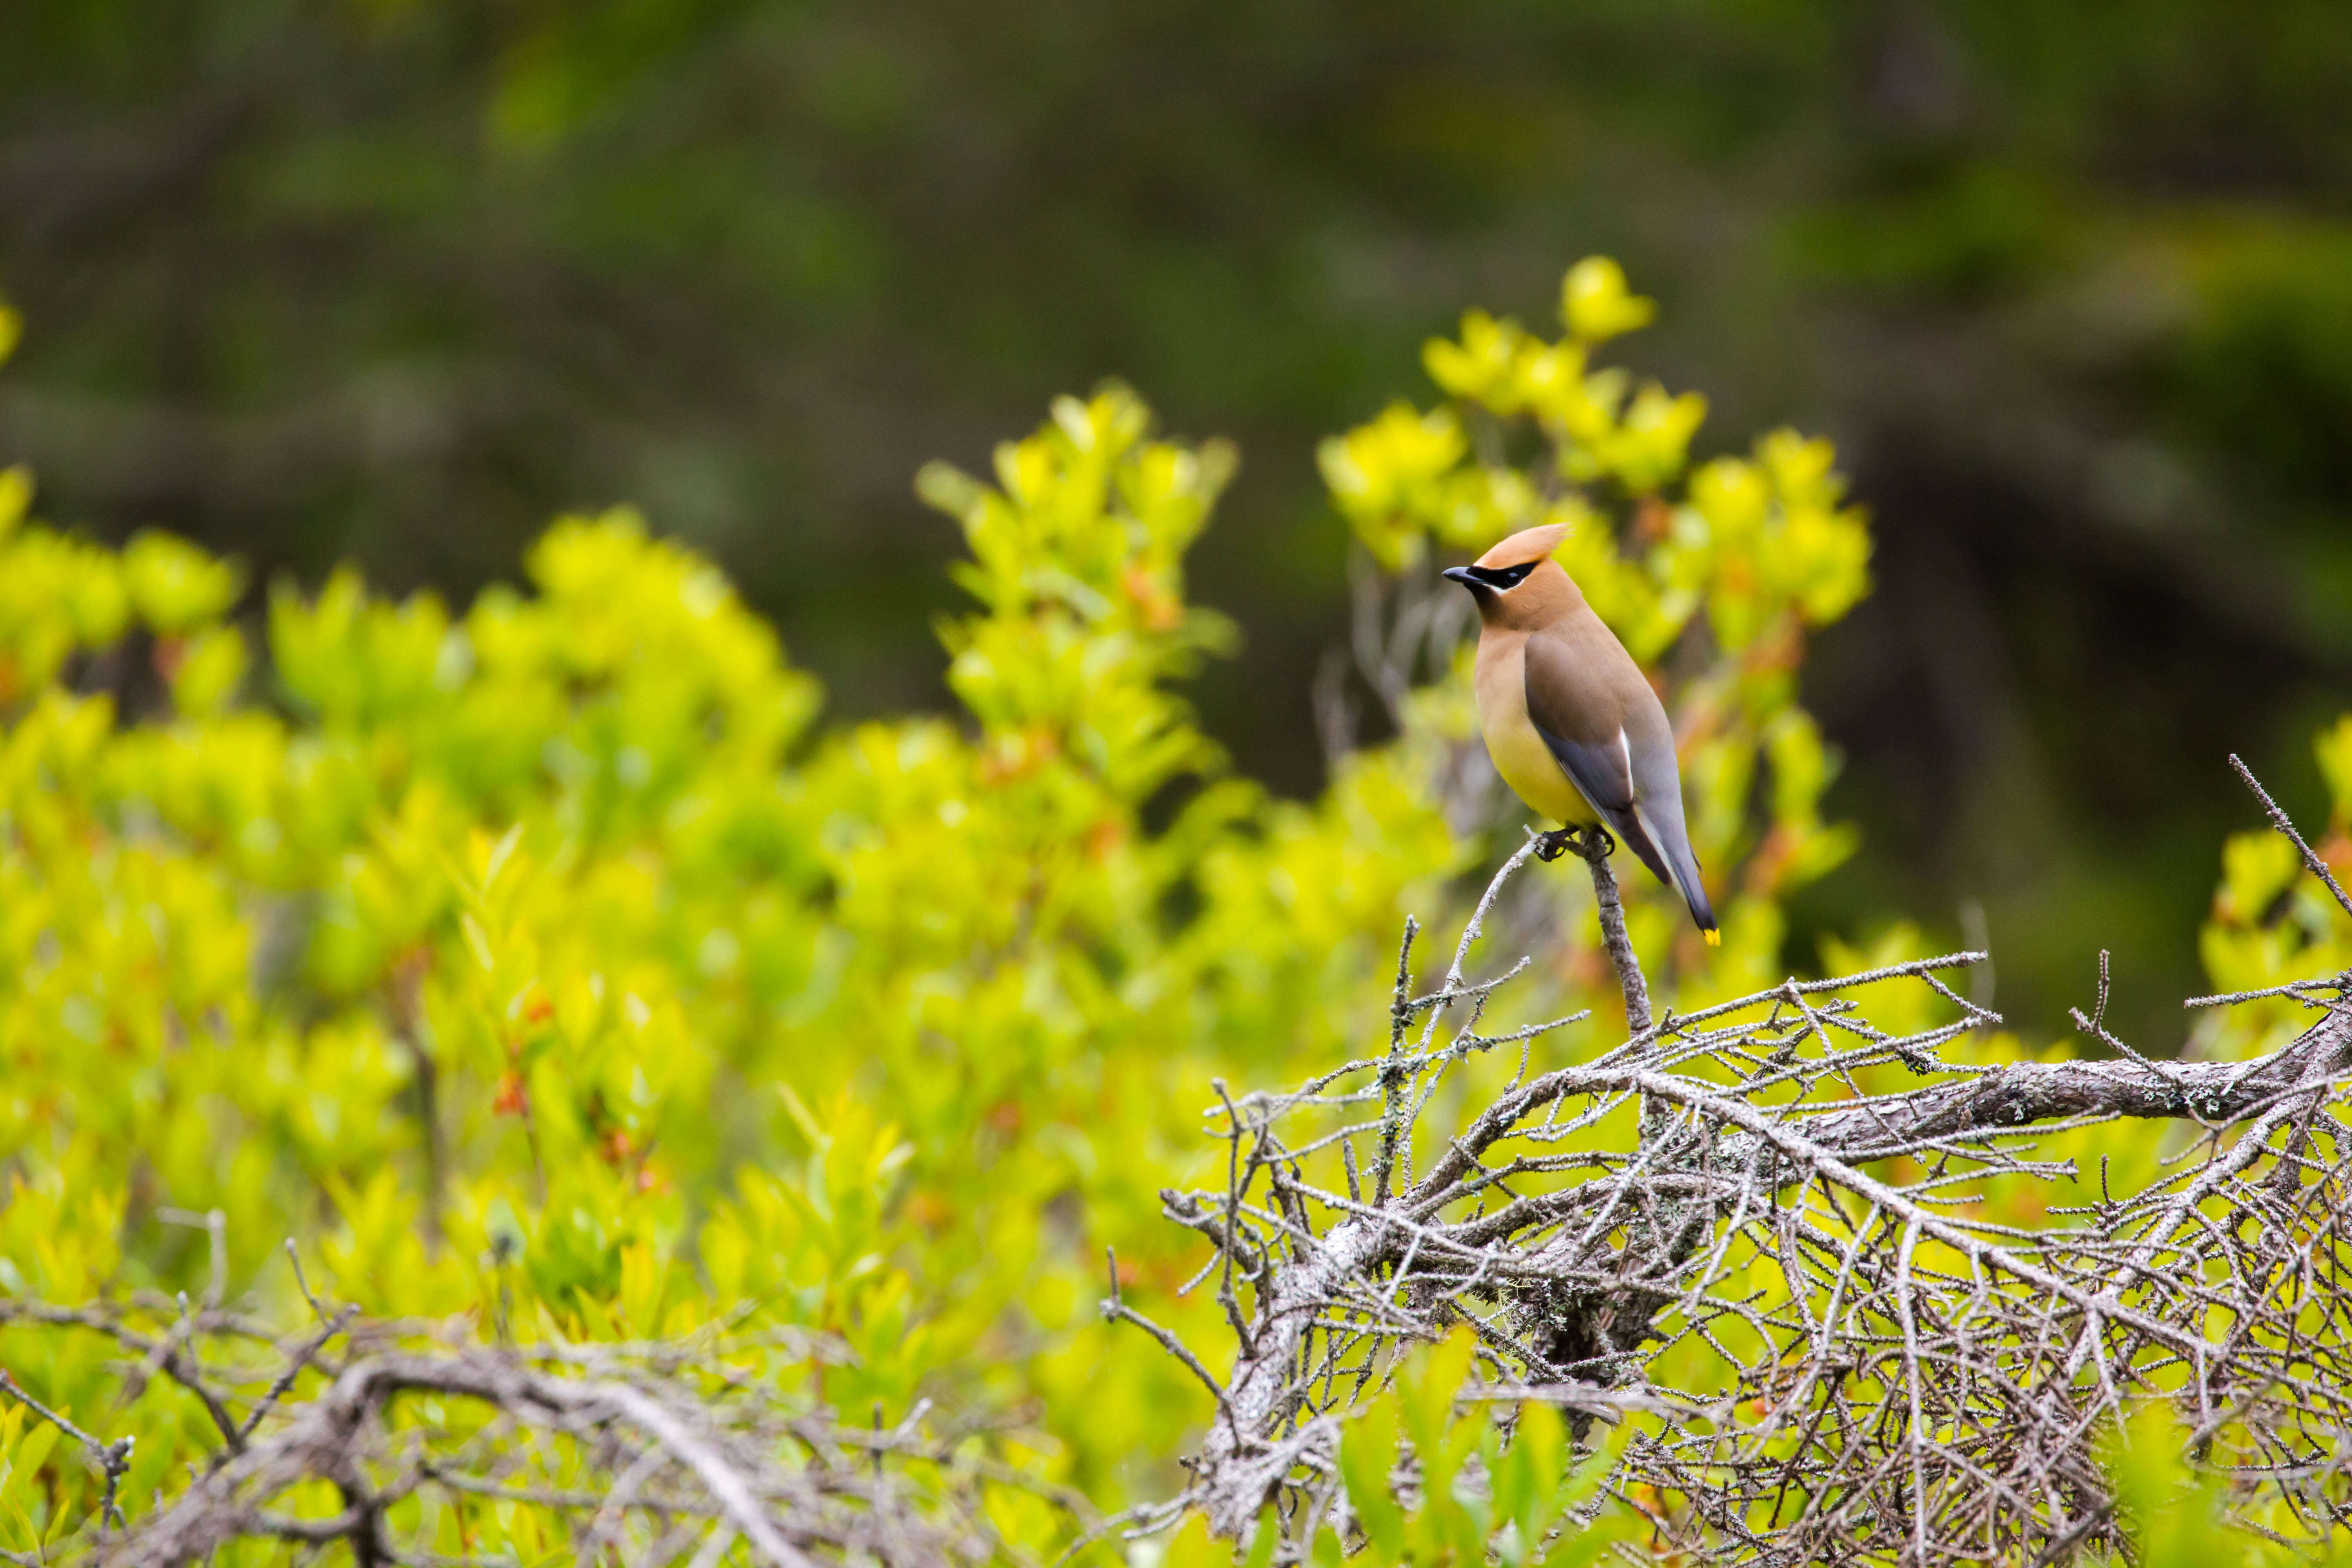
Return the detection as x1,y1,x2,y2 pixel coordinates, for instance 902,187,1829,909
2,261,2321,1562
2094,1405,2352,1567
0,369,1503,1553
2196,716,2352,1061
1154,1331,1642,1568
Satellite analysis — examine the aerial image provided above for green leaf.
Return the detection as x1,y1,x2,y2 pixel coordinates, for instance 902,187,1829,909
2316,714,2352,829
1513,1403,1566,1544
1239,1511,1279,1568
1340,1401,1405,1563
1397,1327,1477,1494
1,1419,59,1546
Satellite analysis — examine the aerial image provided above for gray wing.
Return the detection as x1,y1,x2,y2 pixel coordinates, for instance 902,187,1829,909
1520,631,1678,894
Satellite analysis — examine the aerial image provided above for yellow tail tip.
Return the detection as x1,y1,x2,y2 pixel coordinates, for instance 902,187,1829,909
1703,928,1721,947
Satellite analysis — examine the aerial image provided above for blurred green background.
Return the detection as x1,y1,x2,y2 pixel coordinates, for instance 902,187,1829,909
3,0,2347,1047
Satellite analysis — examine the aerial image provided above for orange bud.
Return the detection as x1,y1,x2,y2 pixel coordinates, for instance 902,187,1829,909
492,1070,529,1118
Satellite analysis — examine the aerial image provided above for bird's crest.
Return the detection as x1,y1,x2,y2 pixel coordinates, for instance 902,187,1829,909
1474,523,1570,570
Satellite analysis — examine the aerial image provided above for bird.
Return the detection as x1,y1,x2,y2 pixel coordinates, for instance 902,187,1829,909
1443,522,1719,944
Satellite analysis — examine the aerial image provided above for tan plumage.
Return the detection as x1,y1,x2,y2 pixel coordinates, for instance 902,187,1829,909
1445,524,1719,943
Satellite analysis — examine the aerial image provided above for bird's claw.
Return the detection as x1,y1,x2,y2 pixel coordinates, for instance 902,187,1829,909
1534,825,1616,863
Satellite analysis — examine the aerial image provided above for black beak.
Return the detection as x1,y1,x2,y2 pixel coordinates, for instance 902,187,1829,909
1442,566,1478,588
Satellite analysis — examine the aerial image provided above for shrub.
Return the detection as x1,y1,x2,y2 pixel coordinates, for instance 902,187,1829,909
0,264,2338,1564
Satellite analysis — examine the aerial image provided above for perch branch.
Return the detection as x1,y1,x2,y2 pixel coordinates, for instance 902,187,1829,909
1125,759,2352,1564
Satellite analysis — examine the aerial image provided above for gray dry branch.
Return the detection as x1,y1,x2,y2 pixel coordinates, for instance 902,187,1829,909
0,1276,1087,1568
1121,776,2352,1565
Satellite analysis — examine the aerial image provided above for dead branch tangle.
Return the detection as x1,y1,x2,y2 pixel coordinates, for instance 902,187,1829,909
1120,769,2352,1564
0,1282,1080,1568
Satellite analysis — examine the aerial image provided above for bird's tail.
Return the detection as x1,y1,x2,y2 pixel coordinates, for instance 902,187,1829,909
1633,802,1719,944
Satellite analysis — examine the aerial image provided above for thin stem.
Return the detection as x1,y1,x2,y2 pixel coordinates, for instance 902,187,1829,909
1577,830,1650,1036
2232,752,2352,922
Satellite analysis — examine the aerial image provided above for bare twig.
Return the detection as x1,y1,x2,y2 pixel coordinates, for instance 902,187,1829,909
1569,828,1649,1036
1120,761,2352,1563
0,1370,135,1530
0,1291,1082,1568
2232,752,2352,922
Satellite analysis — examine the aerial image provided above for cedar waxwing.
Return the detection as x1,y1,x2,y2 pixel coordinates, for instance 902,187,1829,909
1444,523,1720,944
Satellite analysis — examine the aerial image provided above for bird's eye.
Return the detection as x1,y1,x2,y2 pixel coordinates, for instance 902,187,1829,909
1454,560,1541,591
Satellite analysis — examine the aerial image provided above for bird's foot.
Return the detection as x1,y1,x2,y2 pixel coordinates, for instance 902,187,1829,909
1534,825,1616,863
